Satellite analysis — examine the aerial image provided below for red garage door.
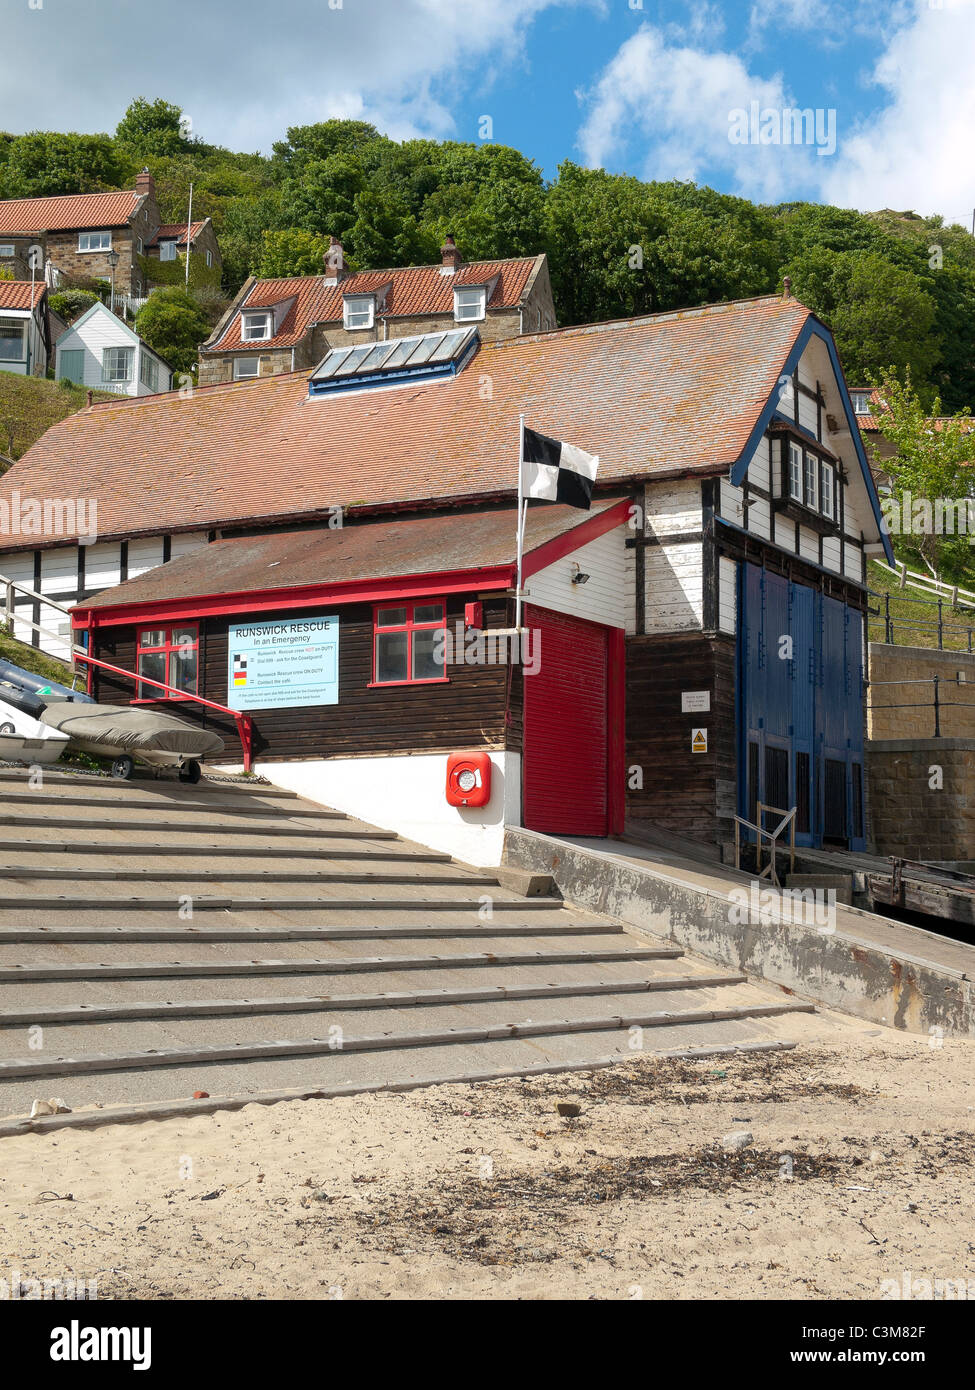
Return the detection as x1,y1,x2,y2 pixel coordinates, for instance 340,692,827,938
523,605,609,836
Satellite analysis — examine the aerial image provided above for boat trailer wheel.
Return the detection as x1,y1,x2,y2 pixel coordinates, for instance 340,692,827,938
179,759,202,785
0,722,14,735
111,755,135,780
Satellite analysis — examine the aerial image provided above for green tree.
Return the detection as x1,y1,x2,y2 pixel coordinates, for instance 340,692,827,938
787,249,939,389
115,98,192,158
255,228,331,278
867,372,975,584
0,132,126,197
134,288,210,377
49,288,100,323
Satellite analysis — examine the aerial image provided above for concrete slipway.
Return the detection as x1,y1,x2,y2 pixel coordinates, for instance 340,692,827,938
503,829,975,1039
0,767,869,1137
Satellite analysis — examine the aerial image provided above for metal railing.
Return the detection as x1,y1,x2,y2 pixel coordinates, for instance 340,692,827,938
0,573,254,771
869,588,975,652
867,675,975,738
733,801,797,888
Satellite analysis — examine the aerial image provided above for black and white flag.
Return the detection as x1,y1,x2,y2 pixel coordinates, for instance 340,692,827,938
521,426,599,510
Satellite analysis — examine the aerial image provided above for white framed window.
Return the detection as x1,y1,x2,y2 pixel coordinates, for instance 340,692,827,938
803,450,818,509
343,295,375,331
241,311,271,341
140,353,159,391
233,357,260,379
78,230,112,253
850,390,871,414
454,286,486,322
102,346,133,383
135,236,144,254
788,443,803,502
206,249,213,268
0,317,26,362
0,244,15,258
159,240,178,262
821,461,835,520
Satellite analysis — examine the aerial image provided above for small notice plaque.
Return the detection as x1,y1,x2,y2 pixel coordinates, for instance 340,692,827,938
681,690,711,713
691,728,708,754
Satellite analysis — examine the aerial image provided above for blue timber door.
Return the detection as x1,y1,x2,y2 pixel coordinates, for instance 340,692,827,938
738,562,865,851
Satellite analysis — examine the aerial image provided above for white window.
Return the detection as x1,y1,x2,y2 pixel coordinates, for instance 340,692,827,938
788,443,803,502
241,311,271,341
78,230,112,252
233,357,260,379
343,295,374,330
206,249,213,268
135,236,144,254
821,461,834,520
0,317,25,362
850,391,871,413
102,346,133,383
454,286,486,322
803,450,818,509
0,244,14,258
140,353,159,392
159,240,178,262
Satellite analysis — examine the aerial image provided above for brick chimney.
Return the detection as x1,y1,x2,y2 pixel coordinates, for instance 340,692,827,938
323,235,349,287
440,234,463,275
134,167,156,201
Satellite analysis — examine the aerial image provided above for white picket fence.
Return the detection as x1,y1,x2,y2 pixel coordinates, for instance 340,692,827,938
872,559,975,612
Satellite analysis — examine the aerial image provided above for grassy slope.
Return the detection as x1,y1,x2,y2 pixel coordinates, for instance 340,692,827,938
0,374,114,464
866,560,975,652
0,629,76,684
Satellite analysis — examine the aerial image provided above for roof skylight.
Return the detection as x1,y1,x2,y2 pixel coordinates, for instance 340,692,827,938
309,327,479,396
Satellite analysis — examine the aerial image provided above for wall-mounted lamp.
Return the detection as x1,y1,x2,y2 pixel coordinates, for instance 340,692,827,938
570,562,591,586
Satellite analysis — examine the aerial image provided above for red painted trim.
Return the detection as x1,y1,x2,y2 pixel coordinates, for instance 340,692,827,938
366,678,450,689
72,565,516,630
522,497,632,580
607,625,626,837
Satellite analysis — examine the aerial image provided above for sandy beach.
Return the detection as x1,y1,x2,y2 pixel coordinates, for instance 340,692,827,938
1,1021,973,1302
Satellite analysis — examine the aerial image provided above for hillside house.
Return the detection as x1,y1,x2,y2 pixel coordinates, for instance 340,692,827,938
0,292,891,863
0,280,54,377
0,170,221,305
55,301,173,397
197,235,556,385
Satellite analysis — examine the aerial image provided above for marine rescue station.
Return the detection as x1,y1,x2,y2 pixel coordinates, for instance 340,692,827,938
0,279,892,869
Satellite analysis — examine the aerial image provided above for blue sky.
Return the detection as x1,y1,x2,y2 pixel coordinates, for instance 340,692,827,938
0,0,972,223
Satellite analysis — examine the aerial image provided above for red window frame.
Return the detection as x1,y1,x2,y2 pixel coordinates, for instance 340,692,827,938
369,600,448,688
135,623,200,701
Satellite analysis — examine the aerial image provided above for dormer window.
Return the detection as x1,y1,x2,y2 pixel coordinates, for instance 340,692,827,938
159,240,178,262
241,311,272,342
454,286,486,323
343,295,375,331
850,390,872,414
777,433,839,533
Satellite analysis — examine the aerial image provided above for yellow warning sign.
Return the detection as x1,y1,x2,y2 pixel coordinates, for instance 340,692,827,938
691,728,708,754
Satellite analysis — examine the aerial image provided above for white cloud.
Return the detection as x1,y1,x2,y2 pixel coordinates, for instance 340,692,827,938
820,0,975,219
577,25,820,201
0,0,593,151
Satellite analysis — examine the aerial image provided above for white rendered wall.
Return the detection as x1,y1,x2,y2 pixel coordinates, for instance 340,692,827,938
217,750,523,867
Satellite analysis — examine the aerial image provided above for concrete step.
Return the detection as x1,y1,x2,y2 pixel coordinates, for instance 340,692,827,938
0,973,747,1027
0,787,339,817
0,997,814,1081
0,810,355,835
0,861,495,884
0,837,438,861
0,1027,815,1124
0,768,298,797
0,921,622,943
0,822,399,847
0,944,679,984
0,884,556,910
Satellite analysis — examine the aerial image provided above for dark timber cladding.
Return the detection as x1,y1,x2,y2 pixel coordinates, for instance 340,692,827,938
625,631,736,854
91,595,513,761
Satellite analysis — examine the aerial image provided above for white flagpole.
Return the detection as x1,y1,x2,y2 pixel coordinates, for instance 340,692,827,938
515,413,525,631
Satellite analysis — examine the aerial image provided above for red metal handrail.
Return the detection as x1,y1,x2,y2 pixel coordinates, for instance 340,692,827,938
71,650,254,773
